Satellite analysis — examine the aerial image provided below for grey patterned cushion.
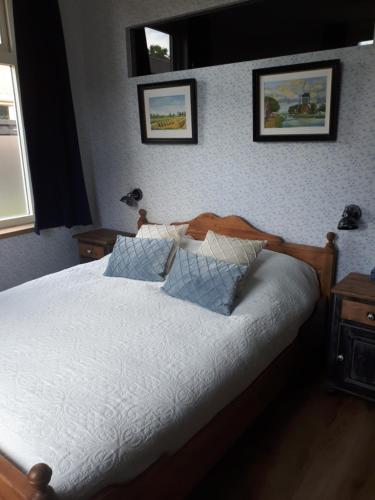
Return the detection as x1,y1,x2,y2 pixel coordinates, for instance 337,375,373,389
162,249,248,315
104,236,175,282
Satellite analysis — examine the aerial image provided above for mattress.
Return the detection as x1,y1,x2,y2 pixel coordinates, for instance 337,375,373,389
0,249,319,498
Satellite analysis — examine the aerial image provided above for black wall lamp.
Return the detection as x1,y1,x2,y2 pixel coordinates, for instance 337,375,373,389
120,188,143,207
337,204,362,230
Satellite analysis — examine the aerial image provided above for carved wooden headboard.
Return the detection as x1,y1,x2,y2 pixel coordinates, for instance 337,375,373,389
137,209,337,299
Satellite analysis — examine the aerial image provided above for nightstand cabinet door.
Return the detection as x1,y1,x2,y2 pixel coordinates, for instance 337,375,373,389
337,323,375,400
328,274,375,402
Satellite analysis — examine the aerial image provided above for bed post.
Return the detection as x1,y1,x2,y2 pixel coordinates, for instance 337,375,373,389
27,463,55,499
325,231,337,290
325,232,336,251
137,209,148,229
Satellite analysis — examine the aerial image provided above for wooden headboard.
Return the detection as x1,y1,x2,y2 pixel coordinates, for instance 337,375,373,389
137,209,337,299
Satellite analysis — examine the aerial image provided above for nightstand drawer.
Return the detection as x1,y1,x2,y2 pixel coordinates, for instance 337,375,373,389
79,242,105,260
73,228,135,263
341,299,375,327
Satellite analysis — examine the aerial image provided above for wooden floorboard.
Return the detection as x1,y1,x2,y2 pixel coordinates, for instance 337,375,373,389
189,378,375,500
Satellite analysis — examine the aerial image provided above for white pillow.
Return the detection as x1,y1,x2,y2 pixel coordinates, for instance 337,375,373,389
136,224,189,272
136,223,189,242
179,236,202,253
197,230,266,266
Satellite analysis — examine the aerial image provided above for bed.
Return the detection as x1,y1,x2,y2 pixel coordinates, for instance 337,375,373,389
0,211,336,500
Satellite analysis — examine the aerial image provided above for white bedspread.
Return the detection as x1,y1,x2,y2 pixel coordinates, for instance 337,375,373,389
0,250,319,498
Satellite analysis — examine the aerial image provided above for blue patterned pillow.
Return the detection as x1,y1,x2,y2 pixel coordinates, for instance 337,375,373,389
162,249,248,315
104,236,175,282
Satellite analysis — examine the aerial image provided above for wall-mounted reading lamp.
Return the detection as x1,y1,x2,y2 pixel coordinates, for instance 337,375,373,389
120,188,143,207
337,204,362,230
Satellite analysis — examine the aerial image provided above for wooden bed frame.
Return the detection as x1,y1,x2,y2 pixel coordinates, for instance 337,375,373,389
0,211,337,500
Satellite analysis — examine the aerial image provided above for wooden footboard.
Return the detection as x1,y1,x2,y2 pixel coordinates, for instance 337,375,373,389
0,458,55,500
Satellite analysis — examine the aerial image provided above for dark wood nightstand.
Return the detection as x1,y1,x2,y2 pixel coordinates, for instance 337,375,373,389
328,273,375,402
72,228,135,263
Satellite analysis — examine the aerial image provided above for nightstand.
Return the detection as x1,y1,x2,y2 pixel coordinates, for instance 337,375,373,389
73,228,135,263
328,273,375,402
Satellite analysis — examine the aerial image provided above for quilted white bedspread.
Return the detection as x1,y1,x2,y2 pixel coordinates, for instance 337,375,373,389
0,250,319,498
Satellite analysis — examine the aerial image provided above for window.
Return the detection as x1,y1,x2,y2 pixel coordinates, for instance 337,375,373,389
0,0,10,51
144,27,172,74
128,0,375,77
0,0,33,230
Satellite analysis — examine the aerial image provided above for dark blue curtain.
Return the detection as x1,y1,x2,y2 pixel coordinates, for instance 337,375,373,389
12,0,92,232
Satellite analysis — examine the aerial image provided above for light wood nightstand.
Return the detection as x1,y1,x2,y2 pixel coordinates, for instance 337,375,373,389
72,228,135,263
328,273,375,402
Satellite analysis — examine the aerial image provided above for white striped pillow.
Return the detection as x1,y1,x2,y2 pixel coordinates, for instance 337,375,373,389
197,230,266,267
136,224,189,271
136,223,188,241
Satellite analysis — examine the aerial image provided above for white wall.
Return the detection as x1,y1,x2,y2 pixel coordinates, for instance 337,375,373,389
60,0,375,281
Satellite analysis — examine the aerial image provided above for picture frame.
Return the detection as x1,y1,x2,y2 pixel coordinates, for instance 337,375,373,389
137,79,198,144
253,59,341,142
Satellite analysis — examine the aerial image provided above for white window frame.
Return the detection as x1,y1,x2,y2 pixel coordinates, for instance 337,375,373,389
0,0,34,230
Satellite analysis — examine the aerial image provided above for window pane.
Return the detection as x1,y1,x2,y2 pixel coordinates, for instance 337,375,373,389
0,0,6,47
0,64,30,220
145,27,171,74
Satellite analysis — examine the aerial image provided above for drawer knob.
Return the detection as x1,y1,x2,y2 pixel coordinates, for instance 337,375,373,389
337,354,344,362
367,312,375,321
86,249,92,254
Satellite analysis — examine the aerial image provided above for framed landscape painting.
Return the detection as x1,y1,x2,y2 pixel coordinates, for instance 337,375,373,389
253,60,341,141
137,79,197,144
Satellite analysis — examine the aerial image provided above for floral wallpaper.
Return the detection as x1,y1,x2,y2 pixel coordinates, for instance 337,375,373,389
74,0,373,281
0,228,80,291
1,0,374,291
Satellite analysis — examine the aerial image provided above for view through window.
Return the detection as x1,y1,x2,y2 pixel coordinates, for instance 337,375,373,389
0,0,33,229
145,27,171,74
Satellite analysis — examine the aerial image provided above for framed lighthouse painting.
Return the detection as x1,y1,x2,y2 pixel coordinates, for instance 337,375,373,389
253,60,341,141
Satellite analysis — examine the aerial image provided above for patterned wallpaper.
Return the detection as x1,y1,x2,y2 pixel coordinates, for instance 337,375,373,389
0,228,80,291
1,0,374,291
1,0,233,292
64,0,374,280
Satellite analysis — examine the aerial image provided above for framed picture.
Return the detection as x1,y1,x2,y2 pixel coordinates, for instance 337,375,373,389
137,79,198,144
253,59,341,141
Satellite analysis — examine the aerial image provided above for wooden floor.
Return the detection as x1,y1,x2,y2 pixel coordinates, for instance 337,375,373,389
189,378,375,500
